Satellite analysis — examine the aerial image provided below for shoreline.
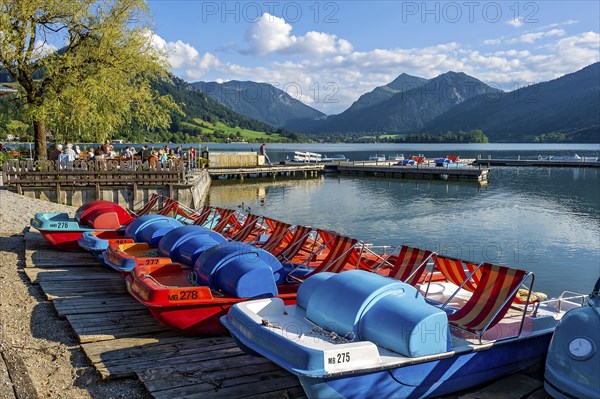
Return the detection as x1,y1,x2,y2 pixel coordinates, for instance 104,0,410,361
0,188,150,398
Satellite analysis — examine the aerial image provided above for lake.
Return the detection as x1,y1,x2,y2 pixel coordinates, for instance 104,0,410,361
207,143,600,297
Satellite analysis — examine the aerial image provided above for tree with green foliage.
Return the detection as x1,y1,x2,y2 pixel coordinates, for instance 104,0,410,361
0,0,179,160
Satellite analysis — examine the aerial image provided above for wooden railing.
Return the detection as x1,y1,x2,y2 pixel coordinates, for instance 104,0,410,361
2,159,186,190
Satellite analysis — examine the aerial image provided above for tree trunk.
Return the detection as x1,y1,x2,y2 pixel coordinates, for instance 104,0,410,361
34,120,47,161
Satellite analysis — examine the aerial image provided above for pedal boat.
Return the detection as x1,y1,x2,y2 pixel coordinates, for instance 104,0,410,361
77,214,176,261
103,224,225,275
222,270,586,399
30,200,133,250
126,241,308,335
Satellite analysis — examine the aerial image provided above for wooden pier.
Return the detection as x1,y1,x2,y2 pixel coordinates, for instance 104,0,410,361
208,164,324,180
473,158,600,168
14,229,553,399
22,231,305,398
337,163,490,182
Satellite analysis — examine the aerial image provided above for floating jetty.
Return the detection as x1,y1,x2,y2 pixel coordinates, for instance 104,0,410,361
207,164,324,180
473,158,600,168
336,163,490,182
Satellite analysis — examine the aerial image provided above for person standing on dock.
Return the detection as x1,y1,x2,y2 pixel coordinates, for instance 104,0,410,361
260,143,272,165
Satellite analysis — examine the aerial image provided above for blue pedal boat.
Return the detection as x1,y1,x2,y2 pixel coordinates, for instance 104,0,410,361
78,214,175,261
222,270,586,399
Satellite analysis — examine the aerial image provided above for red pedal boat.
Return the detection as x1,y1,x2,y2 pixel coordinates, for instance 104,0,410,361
30,200,133,249
126,241,306,335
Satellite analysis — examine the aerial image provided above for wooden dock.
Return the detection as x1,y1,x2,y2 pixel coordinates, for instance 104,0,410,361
472,158,600,168
17,230,551,399
208,164,324,180
22,231,305,398
337,163,490,182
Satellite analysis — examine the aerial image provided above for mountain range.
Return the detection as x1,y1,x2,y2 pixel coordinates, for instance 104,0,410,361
423,63,600,142
305,72,503,135
205,63,599,142
344,73,429,113
192,80,325,128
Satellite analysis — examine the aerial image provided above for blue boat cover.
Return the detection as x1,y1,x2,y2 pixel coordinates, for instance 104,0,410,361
158,225,227,265
124,215,182,246
194,242,283,298
302,270,450,357
78,232,110,251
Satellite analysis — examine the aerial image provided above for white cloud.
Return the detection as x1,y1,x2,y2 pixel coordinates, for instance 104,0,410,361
507,17,524,28
484,28,566,46
245,13,353,56
150,33,221,79
513,29,566,44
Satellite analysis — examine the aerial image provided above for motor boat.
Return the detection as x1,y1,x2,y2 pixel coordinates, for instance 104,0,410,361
369,154,386,162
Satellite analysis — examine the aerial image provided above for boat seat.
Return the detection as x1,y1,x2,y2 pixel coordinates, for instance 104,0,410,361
441,263,533,342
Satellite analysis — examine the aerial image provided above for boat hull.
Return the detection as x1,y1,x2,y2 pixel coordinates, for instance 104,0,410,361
299,334,550,398
39,230,88,250
229,321,551,399
126,273,298,335
77,230,131,261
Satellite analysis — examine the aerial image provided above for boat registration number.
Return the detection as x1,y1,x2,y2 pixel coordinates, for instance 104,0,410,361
49,222,70,229
167,290,198,302
327,352,351,365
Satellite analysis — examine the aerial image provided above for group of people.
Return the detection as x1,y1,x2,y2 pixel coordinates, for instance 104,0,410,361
47,140,203,168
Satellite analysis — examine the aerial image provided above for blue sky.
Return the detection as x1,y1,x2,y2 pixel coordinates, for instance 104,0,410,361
146,1,600,114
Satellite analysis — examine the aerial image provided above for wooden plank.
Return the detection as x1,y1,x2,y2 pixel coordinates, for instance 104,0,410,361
68,315,160,331
39,282,126,293
83,335,232,363
140,358,279,392
25,267,118,283
66,310,170,343
25,232,98,267
38,283,127,300
53,295,144,317
39,279,124,288
459,374,543,399
44,290,127,300
72,326,170,344
150,372,301,399
25,252,98,268
94,343,242,379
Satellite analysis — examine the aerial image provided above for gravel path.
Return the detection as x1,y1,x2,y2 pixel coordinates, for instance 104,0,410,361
0,188,150,399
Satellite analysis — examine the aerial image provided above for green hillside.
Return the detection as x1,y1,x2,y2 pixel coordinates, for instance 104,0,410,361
193,81,325,128
0,70,305,144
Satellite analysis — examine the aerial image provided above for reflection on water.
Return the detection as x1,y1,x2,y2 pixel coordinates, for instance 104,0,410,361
209,167,600,297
